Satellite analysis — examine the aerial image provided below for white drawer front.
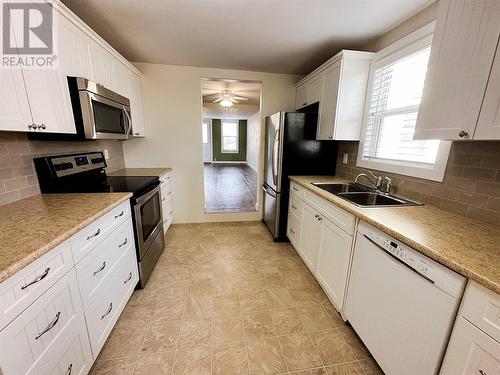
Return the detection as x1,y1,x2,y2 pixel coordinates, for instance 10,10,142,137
85,249,138,357
41,316,92,375
461,281,500,342
0,241,73,331
70,200,131,264
75,219,134,311
161,181,172,199
0,270,83,375
288,193,302,221
160,171,172,185
303,190,355,235
290,181,304,199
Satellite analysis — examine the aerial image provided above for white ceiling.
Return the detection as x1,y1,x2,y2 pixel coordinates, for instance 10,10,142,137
61,0,432,74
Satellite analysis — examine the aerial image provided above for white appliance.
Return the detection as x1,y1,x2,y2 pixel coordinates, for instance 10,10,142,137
345,222,466,375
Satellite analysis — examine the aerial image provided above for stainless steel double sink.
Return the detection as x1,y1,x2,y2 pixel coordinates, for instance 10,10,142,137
311,182,423,207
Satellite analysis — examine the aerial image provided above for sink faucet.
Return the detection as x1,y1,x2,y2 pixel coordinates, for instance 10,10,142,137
383,176,392,194
354,171,383,191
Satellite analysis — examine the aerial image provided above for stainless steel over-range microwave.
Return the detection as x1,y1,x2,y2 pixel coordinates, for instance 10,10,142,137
68,76,132,140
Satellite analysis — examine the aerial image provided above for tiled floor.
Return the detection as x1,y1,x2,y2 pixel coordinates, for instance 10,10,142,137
204,164,258,213
91,222,384,375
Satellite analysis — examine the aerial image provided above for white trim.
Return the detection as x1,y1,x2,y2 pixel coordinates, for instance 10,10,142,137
357,21,452,182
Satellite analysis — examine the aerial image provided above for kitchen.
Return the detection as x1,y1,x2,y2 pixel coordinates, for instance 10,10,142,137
0,0,499,374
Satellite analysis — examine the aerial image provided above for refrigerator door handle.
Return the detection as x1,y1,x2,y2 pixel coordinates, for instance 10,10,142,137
272,129,280,187
262,185,276,198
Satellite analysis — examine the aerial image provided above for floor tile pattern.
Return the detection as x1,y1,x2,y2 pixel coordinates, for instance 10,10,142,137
91,222,384,374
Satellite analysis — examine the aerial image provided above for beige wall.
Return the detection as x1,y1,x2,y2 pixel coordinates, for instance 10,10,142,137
246,112,261,173
0,132,125,205
362,1,438,51
123,63,301,223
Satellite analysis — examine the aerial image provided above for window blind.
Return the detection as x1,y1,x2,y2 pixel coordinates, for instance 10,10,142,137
362,46,440,165
222,121,238,152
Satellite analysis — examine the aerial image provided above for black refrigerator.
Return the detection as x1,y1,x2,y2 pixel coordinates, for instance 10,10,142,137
263,111,338,241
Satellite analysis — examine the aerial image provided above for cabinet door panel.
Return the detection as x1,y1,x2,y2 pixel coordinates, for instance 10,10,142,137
89,43,115,90
298,204,321,272
441,316,500,375
475,39,500,140
129,73,145,137
415,0,500,140
317,63,340,140
295,84,308,109
315,218,352,311
307,76,322,104
0,68,33,132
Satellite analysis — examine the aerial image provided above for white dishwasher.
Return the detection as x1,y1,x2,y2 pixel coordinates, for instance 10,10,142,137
345,222,466,375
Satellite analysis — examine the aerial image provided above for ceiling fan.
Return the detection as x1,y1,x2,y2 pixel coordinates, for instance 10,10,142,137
206,89,249,108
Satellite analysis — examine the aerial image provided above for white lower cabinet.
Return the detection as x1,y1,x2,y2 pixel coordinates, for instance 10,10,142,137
440,317,500,375
0,270,87,375
440,281,500,375
161,172,174,232
288,184,355,312
315,217,352,310
0,200,139,374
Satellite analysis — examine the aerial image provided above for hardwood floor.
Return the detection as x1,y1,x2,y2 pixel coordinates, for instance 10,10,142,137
204,163,258,213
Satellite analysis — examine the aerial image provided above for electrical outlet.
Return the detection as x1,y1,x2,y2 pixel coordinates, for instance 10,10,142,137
342,153,348,164
103,149,110,160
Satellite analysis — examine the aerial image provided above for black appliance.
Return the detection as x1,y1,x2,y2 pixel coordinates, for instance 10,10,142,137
263,111,338,241
34,151,164,288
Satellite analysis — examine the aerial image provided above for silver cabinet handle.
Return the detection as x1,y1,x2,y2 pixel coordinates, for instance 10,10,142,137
114,211,124,219
291,205,297,210
38,124,46,130
290,229,295,234
65,364,72,375
169,211,173,215
93,261,106,276
124,272,132,284
479,370,487,375
314,214,322,221
459,130,469,138
21,267,50,290
101,303,113,320
86,228,101,240
134,133,140,136
119,238,128,248
35,311,61,340
292,187,298,192
28,124,37,130
162,198,166,202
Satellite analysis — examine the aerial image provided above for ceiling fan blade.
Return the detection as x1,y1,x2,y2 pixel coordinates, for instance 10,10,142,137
232,96,248,101
213,98,224,103
203,88,221,92
203,93,221,100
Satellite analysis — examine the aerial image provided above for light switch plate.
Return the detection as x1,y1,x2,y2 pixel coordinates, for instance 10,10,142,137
342,153,348,164
103,149,110,160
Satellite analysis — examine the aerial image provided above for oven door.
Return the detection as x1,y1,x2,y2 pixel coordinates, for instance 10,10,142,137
133,186,163,259
79,91,132,140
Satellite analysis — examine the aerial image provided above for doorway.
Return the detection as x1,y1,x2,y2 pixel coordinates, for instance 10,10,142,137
201,78,262,213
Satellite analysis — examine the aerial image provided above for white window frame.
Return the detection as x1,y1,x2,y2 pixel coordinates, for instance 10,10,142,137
202,121,209,144
357,22,452,182
221,120,239,153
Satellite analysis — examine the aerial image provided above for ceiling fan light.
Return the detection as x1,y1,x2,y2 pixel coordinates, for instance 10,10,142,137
220,99,234,108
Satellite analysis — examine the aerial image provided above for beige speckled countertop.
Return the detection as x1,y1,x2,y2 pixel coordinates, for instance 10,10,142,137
290,176,500,294
108,167,171,177
0,193,132,283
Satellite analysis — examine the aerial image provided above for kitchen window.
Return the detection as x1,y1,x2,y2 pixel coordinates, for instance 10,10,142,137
357,22,451,182
222,120,239,153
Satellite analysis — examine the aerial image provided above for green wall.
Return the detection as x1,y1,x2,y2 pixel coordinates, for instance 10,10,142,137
211,119,247,162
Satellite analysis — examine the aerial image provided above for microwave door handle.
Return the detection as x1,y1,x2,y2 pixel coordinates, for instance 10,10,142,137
122,106,132,137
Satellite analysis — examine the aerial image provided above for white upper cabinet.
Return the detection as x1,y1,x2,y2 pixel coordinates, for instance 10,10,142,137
475,41,500,139
89,43,116,91
129,73,146,137
414,0,500,141
58,14,92,80
296,50,373,140
0,68,33,132
113,61,131,98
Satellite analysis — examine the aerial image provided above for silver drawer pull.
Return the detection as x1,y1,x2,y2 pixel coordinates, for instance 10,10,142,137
162,198,166,202
479,370,487,375
293,187,298,191
86,228,101,240
291,205,297,210
65,364,72,375
35,311,61,340
101,303,113,320
169,211,173,215
21,267,50,290
93,261,106,276
114,211,124,219
124,272,132,284
290,229,295,234
119,238,128,248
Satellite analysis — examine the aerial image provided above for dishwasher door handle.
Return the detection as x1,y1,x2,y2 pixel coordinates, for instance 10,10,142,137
363,234,435,285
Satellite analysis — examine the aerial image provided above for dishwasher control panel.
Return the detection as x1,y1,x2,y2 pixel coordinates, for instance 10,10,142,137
358,222,466,299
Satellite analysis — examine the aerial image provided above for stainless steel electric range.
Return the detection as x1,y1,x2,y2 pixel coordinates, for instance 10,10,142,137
34,151,164,288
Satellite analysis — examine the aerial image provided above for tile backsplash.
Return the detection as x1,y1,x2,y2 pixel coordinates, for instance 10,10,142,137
336,141,500,225
0,132,125,205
